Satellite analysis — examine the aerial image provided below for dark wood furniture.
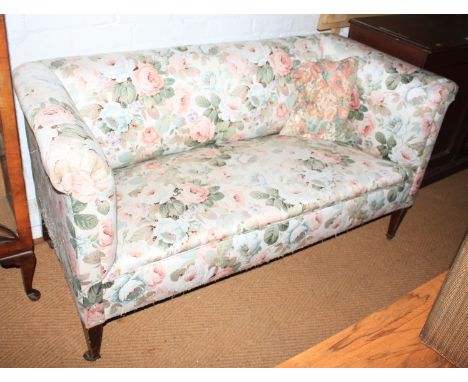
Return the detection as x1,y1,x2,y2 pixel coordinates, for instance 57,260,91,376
0,15,40,301
349,15,468,186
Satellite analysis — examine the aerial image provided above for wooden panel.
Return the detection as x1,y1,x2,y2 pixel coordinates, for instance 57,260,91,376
0,15,33,255
350,15,468,51
277,273,454,368
348,22,429,67
0,15,39,300
317,14,377,32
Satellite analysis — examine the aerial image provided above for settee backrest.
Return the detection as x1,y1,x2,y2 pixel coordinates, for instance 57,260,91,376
43,35,324,169
30,33,457,174
315,34,457,177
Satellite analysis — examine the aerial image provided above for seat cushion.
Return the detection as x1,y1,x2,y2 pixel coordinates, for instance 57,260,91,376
110,134,408,277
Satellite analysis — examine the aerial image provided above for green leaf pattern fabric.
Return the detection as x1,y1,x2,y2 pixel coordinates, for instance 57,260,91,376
12,33,458,328
110,135,409,278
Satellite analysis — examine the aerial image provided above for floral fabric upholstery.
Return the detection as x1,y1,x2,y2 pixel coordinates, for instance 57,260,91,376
12,33,457,329
314,34,457,198
110,135,408,279
100,183,412,324
43,36,323,169
13,63,117,286
280,57,359,141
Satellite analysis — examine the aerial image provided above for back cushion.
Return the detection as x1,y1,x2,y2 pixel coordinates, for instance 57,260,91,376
46,35,323,168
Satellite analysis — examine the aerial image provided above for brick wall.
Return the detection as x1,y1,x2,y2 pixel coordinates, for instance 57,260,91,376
6,14,320,237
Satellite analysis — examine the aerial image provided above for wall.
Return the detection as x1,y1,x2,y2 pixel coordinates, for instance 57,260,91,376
5,14,320,238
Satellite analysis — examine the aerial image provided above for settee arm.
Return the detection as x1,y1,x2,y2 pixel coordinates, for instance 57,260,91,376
317,34,458,200
13,62,117,296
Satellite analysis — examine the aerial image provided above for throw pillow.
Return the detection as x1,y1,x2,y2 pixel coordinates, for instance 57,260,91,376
279,57,360,141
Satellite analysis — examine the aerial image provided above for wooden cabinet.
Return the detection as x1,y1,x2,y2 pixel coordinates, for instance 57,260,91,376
0,15,40,301
349,15,468,186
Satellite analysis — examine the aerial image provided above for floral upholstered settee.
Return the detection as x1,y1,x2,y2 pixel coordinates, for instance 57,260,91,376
13,33,457,360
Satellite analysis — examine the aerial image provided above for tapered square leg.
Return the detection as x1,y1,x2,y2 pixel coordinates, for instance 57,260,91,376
82,323,104,361
387,208,409,240
42,220,54,249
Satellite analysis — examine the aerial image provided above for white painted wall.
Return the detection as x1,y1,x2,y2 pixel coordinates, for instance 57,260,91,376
5,14,321,238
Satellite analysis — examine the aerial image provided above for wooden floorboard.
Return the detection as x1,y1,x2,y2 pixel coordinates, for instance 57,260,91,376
277,272,454,368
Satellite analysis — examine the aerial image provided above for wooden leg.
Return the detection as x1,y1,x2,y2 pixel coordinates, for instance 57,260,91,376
42,220,54,249
19,251,41,301
0,250,41,301
82,323,104,361
387,208,409,240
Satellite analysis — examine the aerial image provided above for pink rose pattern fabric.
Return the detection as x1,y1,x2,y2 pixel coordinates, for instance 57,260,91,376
13,63,117,298
12,33,457,328
26,125,114,323
110,135,408,279
102,182,413,322
280,58,359,141
43,37,323,169
314,34,457,200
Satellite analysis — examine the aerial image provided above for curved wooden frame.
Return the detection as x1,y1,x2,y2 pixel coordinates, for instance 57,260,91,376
0,14,40,301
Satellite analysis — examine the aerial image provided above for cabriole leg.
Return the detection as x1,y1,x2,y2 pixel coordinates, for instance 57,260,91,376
19,251,41,301
387,208,409,240
0,250,41,301
82,322,104,361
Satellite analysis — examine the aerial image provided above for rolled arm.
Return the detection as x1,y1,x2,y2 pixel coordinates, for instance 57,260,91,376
13,62,117,313
318,34,458,199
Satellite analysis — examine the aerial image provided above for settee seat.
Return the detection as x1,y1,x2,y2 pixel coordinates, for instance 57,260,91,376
110,134,408,279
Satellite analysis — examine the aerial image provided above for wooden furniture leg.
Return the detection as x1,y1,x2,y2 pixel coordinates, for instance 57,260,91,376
387,208,409,240
41,220,54,249
0,250,41,301
82,323,104,361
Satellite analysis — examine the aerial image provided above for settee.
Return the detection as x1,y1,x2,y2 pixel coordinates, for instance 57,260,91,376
13,33,457,360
